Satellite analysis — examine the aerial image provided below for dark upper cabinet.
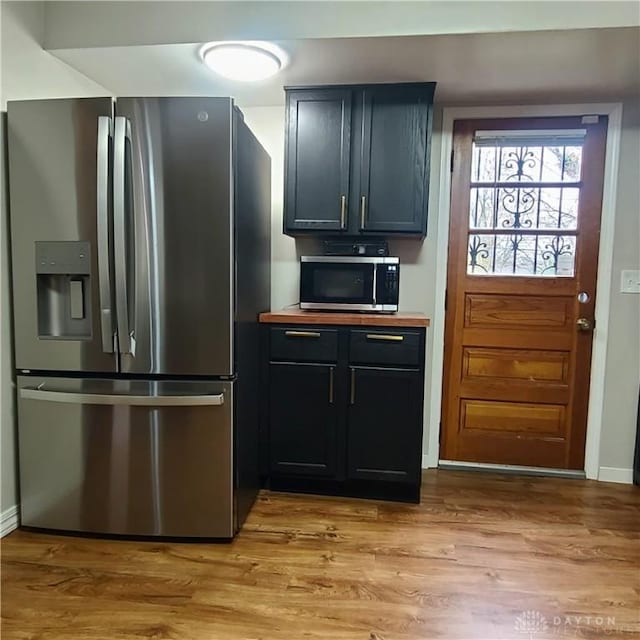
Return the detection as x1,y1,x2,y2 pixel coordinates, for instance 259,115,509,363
347,367,423,484
284,83,435,237
284,89,352,233
269,362,338,477
358,86,432,234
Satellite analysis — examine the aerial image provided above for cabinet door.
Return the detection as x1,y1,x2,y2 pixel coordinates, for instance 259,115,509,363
284,89,352,233
269,363,338,477
347,367,423,483
358,85,433,235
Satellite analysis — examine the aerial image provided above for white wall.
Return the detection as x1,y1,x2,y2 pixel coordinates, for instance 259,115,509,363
0,1,109,523
599,100,640,474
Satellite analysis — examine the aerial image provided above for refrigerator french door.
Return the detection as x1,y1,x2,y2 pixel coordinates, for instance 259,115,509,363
7,97,267,538
9,98,117,373
9,97,234,376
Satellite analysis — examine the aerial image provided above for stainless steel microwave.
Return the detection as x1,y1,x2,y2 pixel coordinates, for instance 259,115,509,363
300,256,400,313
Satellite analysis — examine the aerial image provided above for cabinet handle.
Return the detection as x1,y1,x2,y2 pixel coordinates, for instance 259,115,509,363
340,195,347,229
329,367,334,404
284,330,321,338
366,334,404,342
350,368,356,405
360,195,366,229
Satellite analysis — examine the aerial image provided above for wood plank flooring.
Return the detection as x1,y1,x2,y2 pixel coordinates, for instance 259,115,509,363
1,470,639,640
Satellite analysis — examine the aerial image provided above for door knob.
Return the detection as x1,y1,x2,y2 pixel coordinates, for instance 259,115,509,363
576,317,593,331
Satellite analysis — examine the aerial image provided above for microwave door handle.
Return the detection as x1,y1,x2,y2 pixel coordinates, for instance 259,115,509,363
372,264,377,306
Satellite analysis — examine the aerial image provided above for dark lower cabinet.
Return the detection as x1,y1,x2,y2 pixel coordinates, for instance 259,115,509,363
347,367,422,484
265,324,426,502
269,363,338,477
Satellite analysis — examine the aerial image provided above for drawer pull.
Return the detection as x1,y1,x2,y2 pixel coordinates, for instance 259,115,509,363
329,367,334,404
350,368,356,405
365,334,404,342
285,330,321,338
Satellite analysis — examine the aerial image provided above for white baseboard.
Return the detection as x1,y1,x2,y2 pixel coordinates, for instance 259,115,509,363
423,458,635,485
0,504,19,537
598,467,634,484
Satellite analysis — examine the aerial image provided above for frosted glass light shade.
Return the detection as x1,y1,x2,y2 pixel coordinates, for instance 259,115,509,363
200,43,285,81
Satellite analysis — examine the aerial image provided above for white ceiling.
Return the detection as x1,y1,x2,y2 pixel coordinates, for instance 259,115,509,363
43,1,640,49
52,27,640,107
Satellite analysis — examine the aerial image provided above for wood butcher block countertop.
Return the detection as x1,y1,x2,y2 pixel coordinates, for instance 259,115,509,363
259,308,430,328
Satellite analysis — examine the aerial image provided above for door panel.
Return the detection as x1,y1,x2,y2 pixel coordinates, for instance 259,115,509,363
464,294,573,328
115,97,233,376
461,400,565,436
347,367,422,483
441,116,608,469
358,85,433,234
462,348,570,383
17,376,234,537
269,363,338,477
7,98,117,373
284,89,352,232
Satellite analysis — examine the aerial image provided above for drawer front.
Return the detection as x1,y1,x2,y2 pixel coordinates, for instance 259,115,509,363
270,327,338,363
349,329,423,367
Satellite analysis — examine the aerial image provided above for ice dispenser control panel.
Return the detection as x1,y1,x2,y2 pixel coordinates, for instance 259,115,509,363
36,241,90,274
35,241,92,339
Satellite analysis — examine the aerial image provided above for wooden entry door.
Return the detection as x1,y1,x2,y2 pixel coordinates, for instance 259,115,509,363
441,116,607,469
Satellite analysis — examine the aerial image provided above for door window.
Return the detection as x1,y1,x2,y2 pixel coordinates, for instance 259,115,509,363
467,130,585,277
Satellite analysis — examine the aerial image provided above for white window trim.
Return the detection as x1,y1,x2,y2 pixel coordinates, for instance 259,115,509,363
427,103,624,480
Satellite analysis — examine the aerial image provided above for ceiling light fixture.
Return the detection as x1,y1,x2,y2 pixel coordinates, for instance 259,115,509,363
200,42,287,82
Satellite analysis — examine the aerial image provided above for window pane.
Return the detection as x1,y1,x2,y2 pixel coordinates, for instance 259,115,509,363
540,145,583,182
467,234,576,277
471,145,498,182
469,187,580,231
470,144,583,184
537,235,576,276
469,188,496,228
538,187,580,230
467,234,495,273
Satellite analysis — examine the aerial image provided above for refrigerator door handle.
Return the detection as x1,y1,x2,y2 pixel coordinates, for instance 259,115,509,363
97,116,115,353
20,387,225,407
113,116,134,355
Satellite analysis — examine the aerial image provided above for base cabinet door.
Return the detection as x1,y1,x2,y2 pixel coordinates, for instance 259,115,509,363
347,367,423,483
269,363,338,477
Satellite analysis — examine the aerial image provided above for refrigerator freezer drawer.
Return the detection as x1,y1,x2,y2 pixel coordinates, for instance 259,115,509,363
17,376,235,538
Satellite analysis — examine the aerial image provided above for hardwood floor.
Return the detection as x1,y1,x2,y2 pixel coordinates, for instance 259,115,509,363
2,470,639,639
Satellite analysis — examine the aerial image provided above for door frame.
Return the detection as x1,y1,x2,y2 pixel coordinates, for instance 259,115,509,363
426,103,623,480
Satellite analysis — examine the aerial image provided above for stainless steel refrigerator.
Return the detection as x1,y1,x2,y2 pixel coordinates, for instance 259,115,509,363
7,97,271,538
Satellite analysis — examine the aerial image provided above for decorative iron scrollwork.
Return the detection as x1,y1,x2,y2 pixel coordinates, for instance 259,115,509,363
503,147,537,182
468,235,489,273
501,188,535,229
541,236,573,274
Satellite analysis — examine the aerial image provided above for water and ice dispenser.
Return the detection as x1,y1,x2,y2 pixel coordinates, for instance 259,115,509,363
36,241,92,339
